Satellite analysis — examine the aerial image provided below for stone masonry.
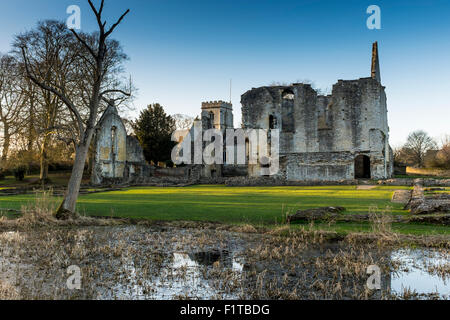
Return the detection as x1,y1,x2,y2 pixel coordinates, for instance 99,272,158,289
91,101,149,185
240,42,393,181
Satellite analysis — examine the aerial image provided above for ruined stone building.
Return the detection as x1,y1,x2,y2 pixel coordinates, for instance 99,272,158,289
92,42,393,185
91,101,149,185
241,42,393,181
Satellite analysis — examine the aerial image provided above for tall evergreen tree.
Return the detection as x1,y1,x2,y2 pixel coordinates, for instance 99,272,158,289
133,104,176,164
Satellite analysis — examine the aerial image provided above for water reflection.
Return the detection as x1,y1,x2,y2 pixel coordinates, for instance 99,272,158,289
390,249,449,298
0,227,449,300
115,247,449,300
113,251,244,300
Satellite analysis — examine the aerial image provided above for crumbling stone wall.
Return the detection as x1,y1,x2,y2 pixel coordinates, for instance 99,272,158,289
124,136,150,183
91,103,149,185
241,78,392,181
92,43,393,185
241,43,393,181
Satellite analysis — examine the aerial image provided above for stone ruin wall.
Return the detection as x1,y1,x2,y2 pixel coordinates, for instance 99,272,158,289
91,43,393,185
241,77,393,181
91,106,149,185
92,79,393,185
91,109,128,185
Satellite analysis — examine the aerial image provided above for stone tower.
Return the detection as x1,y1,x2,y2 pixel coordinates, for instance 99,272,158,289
194,101,235,179
201,101,234,130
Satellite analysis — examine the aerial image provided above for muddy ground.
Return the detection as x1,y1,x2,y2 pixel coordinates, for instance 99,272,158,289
0,224,449,300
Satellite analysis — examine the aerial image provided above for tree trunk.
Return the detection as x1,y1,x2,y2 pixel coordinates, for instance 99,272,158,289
56,131,94,219
39,136,50,182
2,124,10,163
27,87,35,153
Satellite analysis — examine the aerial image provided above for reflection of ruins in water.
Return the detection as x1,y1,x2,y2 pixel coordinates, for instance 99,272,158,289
369,249,449,298
188,249,233,268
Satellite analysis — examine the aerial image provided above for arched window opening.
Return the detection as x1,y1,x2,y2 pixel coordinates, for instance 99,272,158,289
281,89,295,132
282,89,295,100
111,126,117,157
245,138,250,163
209,112,215,129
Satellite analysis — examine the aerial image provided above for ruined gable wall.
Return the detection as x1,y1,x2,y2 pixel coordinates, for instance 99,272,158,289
91,112,127,184
242,85,325,153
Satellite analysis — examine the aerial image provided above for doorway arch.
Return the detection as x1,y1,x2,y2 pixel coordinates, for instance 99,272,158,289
355,155,371,179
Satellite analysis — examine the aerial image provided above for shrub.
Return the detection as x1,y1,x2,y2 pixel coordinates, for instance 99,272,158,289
13,166,26,181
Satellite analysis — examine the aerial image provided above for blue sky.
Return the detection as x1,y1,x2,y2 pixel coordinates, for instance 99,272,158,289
0,0,449,146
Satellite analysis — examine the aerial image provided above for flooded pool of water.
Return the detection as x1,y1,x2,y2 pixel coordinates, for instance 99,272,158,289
391,249,449,298
0,226,448,300
107,250,245,300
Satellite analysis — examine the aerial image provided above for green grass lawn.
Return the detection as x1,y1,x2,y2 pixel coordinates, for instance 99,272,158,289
82,185,413,221
0,184,448,235
1,184,405,220
425,187,450,195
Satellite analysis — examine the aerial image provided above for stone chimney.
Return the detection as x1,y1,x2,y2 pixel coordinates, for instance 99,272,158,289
371,42,381,83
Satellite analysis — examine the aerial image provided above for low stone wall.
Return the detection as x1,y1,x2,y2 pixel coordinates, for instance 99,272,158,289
377,179,414,186
225,176,449,187
422,179,450,187
406,179,450,215
225,176,359,187
378,178,450,187
154,167,187,177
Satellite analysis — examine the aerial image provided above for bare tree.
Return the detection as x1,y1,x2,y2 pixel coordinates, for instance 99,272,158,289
20,0,131,218
404,130,437,167
14,21,74,182
392,146,403,165
436,135,450,168
172,114,194,130
0,54,25,164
